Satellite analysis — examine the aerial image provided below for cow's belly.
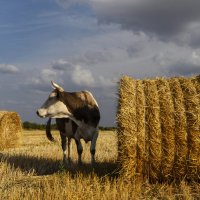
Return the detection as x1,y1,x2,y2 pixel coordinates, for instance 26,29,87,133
64,120,74,138
75,126,96,143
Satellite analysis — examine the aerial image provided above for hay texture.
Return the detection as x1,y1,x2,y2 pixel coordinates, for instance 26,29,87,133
117,75,200,182
0,111,22,150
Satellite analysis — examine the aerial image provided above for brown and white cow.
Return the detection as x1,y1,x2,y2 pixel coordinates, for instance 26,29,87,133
36,81,100,166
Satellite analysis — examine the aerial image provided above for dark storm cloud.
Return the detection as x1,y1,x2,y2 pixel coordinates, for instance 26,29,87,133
168,62,200,76
187,25,200,48
92,0,200,40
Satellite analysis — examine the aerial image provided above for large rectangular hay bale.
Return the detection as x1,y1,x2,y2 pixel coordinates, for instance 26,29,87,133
117,75,200,182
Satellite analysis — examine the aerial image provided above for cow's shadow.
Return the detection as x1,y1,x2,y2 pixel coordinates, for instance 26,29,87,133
0,153,119,178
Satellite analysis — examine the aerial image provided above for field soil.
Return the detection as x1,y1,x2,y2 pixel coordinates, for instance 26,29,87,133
0,130,199,199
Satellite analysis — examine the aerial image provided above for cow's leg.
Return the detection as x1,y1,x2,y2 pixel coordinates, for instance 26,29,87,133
90,128,99,166
60,133,68,164
75,139,83,165
67,137,71,164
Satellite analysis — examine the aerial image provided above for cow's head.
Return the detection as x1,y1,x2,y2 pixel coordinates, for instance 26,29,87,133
36,81,71,118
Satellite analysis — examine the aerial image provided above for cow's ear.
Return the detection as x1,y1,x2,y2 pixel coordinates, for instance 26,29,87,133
51,81,64,92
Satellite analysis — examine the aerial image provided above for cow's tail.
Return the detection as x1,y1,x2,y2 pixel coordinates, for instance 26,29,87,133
46,118,55,142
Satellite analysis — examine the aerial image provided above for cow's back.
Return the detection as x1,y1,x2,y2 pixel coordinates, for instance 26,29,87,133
60,91,100,128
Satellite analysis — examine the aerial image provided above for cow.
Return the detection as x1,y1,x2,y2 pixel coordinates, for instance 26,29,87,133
36,81,100,166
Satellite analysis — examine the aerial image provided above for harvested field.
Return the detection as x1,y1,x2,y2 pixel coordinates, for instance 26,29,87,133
0,129,199,199
117,75,200,182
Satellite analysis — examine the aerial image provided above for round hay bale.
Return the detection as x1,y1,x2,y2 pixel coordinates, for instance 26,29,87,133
169,78,187,179
179,78,200,180
0,111,22,150
143,79,162,182
117,76,137,178
192,75,200,175
156,78,175,181
117,75,200,182
135,80,146,179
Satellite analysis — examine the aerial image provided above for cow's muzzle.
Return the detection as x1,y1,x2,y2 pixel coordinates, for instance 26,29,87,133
36,110,46,118
36,110,39,116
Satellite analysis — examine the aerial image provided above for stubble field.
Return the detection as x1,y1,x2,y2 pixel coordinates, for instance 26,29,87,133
0,130,199,200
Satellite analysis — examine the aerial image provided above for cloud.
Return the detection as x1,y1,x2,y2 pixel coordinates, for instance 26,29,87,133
40,69,58,82
184,23,200,48
91,0,200,39
98,75,116,87
52,59,73,71
71,65,95,87
152,50,200,76
168,62,200,76
56,0,200,43
26,57,117,91
55,0,88,9
81,51,112,65
26,68,63,92
0,64,19,74
70,65,117,88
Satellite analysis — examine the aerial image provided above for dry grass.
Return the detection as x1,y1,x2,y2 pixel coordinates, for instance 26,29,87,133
0,129,199,199
117,76,200,182
0,111,22,150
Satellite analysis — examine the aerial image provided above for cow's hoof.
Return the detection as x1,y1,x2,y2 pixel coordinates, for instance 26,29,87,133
63,158,70,167
91,162,97,169
67,159,71,165
78,161,82,167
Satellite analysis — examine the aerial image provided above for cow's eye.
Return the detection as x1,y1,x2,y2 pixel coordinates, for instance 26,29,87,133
56,92,60,98
49,94,57,99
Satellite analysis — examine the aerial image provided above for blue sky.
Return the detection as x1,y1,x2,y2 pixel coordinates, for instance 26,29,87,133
0,1,96,63
1,0,200,126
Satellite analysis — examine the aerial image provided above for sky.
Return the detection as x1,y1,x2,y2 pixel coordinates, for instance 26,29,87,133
0,0,200,126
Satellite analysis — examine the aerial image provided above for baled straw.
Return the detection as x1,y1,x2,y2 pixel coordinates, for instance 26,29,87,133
144,80,162,182
156,78,175,181
179,78,200,180
169,78,188,179
117,75,200,181
0,111,22,150
192,75,200,176
135,80,146,178
194,75,200,179
117,76,137,179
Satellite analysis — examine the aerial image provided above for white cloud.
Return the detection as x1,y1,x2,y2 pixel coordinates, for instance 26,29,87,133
25,68,64,92
71,65,95,87
192,51,200,65
0,64,19,74
40,69,58,83
56,0,89,9
98,75,116,87
52,59,73,71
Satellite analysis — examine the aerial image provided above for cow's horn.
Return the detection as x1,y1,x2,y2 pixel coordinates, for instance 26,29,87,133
51,81,64,92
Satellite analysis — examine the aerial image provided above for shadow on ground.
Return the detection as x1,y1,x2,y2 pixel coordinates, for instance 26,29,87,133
0,153,119,178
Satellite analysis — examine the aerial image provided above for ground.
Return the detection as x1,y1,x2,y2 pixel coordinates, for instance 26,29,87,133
0,130,199,199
